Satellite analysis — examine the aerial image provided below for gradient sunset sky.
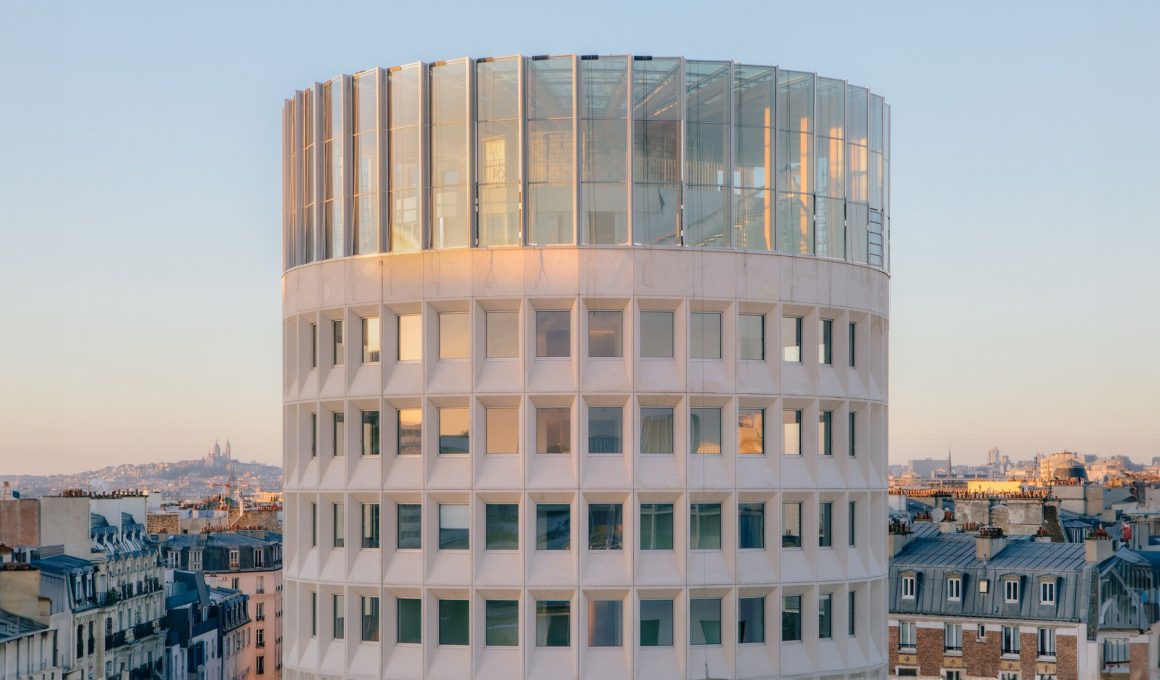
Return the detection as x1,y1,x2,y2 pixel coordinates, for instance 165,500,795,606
1,1,1157,474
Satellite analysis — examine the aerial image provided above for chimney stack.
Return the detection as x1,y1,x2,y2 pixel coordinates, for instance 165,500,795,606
1085,530,1114,564
976,527,1007,562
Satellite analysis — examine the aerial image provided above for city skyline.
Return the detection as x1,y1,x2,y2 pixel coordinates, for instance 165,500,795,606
2,1,1159,476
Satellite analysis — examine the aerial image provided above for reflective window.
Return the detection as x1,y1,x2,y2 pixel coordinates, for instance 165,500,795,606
397,408,421,457
581,57,628,244
397,313,420,362
685,61,730,248
537,407,571,454
849,411,857,457
690,503,722,550
690,407,722,455
633,58,681,246
587,310,622,357
476,59,520,247
332,502,344,547
640,407,674,454
849,321,857,367
819,594,832,639
439,312,469,359
819,501,833,547
361,410,379,456
589,600,623,647
738,408,764,454
323,79,344,259
819,318,833,365
782,596,802,642
389,66,422,252
587,503,623,550
640,503,674,550
362,316,380,363
690,311,721,359
438,504,469,550
690,598,721,646
438,599,469,646
819,411,833,456
815,196,845,259
527,57,574,245
397,503,421,549
640,599,673,647
782,316,801,362
333,593,344,639
536,310,570,358
733,187,773,251
486,407,518,454
536,600,570,647
640,310,674,358
783,409,802,455
536,504,571,550
429,61,469,249
738,502,765,549
783,502,802,548
333,412,345,457
485,503,518,550
738,596,765,644
360,596,380,642
485,310,518,358
485,600,518,647
332,319,344,366
360,502,379,548
352,72,379,255
739,313,764,360
438,407,469,454
777,191,813,255
588,406,622,454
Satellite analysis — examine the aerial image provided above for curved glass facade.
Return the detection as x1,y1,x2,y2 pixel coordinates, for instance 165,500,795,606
283,56,890,272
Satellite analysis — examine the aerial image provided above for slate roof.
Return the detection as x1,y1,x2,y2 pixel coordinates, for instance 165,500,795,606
0,609,47,643
31,554,93,575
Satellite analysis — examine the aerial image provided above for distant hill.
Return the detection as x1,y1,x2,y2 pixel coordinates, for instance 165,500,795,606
1,459,282,500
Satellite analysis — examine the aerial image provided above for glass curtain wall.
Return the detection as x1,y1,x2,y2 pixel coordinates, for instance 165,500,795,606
868,93,886,267
814,77,845,258
733,66,774,251
776,71,813,255
353,71,380,254
846,85,869,263
324,78,344,258
390,65,422,251
684,61,730,247
527,56,575,245
476,58,521,246
302,88,316,262
429,61,470,248
632,58,681,245
579,56,628,244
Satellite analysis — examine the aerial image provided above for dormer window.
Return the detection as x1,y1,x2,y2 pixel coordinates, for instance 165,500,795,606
1040,580,1056,605
902,575,916,599
946,576,962,601
229,549,240,568
1004,578,1020,603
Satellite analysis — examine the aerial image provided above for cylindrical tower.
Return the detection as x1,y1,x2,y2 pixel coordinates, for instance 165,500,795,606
281,55,890,680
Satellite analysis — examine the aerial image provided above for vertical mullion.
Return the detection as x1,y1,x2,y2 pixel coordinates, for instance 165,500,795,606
340,74,354,258
467,59,477,248
571,55,580,246
419,62,430,251
518,56,527,245
625,56,634,246
726,62,735,249
377,68,388,254
678,57,686,246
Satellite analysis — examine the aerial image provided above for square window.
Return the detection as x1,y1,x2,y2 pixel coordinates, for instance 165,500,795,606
485,504,519,550
537,407,571,454
397,503,421,550
588,406,623,454
640,407,674,454
588,503,623,550
361,410,380,456
439,312,469,359
363,316,381,363
438,504,469,550
738,313,764,360
738,502,765,549
782,409,802,455
438,407,470,454
690,407,722,455
782,316,802,362
485,407,519,454
536,310,571,358
587,310,623,357
781,596,801,642
397,408,422,456
690,312,722,359
438,599,469,646
486,310,518,358
589,600,623,647
819,318,833,364
640,503,674,550
536,504,571,550
690,503,722,550
738,596,765,643
485,600,518,647
397,314,420,362
738,408,764,454
782,502,802,547
536,600,570,647
690,598,722,645
639,599,673,647
640,310,674,358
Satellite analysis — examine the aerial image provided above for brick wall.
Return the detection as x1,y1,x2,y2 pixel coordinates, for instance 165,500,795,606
918,626,944,677
0,499,39,546
1057,634,1078,680
1130,641,1149,680
1020,631,1039,679
888,624,899,670
963,627,1000,678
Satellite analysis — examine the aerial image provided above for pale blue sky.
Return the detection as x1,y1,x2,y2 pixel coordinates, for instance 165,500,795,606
1,1,1157,474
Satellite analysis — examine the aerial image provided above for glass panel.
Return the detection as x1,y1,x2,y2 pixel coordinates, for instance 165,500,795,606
587,503,623,550
819,410,833,455
815,197,845,258
438,600,469,646
690,503,722,550
738,597,765,643
847,202,868,263
735,126,772,189
431,185,469,249
397,313,421,362
640,311,674,358
478,119,519,183
361,411,379,456
355,132,377,195
588,406,623,453
362,316,380,363
690,598,722,645
438,504,469,549
782,502,801,547
777,71,813,132
358,596,379,642
528,57,573,119
819,318,833,365
582,182,627,245
477,119,520,246
639,407,674,454
360,502,379,547
690,312,722,359
640,503,674,550
738,502,764,549
587,310,622,357
684,185,728,247
439,312,469,359
536,310,571,358
332,319,345,366
397,408,421,456
589,600,623,647
485,504,519,550
686,123,729,185
816,77,844,138
486,407,519,454
354,194,378,255
846,86,868,147
640,600,673,646
528,118,574,183
438,407,469,454
353,71,377,135
536,504,571,550
738,313,764,360
333,412,345,457
634,119,681,183
690,408,722,455
537,407,571,454
527,181,573,245
389,65,420,128
777,129,812,196
783,409,802,455
430,61,467,125
632,181,680,246
738,408,764,454
782,596,802,641
397,503,421,549
536,600,570,647
486,310,518,358
734,65,774,128
582,118,627,182
580,59,630,245
478,184,520,246
477,58,519,121
782,316,801,362
633,58,680,120
389,187,421,252
485,600,519,647
581,56,628,118
819,501,832,547
389,68,421,251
